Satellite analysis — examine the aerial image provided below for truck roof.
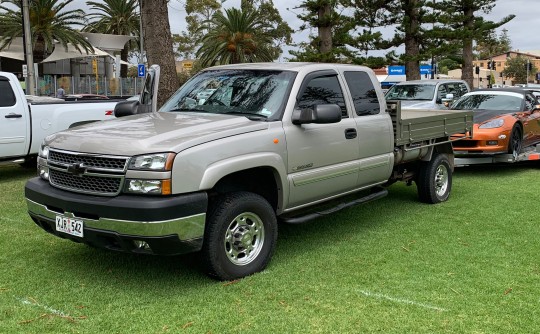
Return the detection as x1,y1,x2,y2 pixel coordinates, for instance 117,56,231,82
204,62,373,73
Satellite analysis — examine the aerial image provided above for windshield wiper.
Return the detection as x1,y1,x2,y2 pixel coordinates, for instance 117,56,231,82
167,107,204,112
221,111,268,120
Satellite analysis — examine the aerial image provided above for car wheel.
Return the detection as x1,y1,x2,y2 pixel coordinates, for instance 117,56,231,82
508,125,523,160
416,153,452,204
202,191,277,281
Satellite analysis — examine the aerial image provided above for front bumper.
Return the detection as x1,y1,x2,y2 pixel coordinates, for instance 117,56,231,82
452,129,511,154
25,177,208,255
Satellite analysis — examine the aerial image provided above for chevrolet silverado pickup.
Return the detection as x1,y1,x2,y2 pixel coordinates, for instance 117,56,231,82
25,63,473,280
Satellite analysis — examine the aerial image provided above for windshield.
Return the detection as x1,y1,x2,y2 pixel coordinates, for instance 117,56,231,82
385,84,435,101
160,69,296,120
452,94,523,111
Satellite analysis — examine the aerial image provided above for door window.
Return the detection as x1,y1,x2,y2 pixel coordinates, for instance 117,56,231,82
0,79,16,107
297,75,347,117
343,71,380,116
525,94,536,111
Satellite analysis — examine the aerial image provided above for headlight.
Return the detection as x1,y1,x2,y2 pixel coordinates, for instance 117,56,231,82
39,145,49,159
128,153,175,171
125,179,171,195
479,119,504,129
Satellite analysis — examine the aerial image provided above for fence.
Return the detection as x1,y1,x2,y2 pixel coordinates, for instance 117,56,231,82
36,75,145,97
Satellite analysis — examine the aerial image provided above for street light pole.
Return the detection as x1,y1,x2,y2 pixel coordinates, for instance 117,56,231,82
22,0,36,95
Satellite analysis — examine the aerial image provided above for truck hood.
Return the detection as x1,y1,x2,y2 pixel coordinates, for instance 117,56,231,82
45,112,269,156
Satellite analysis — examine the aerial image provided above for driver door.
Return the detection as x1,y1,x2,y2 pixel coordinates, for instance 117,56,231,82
284,71,360,208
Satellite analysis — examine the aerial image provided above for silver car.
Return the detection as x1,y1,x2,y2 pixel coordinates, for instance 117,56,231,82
385,79,470,109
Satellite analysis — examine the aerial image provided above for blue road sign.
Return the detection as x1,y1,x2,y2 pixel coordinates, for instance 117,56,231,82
138,64,146,77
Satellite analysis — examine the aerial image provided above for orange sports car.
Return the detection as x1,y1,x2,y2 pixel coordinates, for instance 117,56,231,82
450,88,540,158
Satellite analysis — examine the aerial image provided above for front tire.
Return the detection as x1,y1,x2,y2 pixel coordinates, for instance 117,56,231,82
202,192,277,281
508,125,523,160
416,153,452,204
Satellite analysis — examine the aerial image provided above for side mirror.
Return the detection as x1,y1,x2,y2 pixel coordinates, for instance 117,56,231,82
292,104,342,125
114,100,140,117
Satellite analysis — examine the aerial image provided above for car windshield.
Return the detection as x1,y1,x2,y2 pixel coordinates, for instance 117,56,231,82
160,69,296,120
452,94,523,111
385,84,435,101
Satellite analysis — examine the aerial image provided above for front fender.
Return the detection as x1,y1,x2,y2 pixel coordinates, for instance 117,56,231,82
200,152,288,212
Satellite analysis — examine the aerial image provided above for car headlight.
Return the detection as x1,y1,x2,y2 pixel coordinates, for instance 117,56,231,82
479,119,504,129
39,145,49,159
125,179,171,195
128,153,175,171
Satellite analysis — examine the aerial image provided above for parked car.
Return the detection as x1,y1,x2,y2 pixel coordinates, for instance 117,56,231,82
385,79,470,109
450,88,540,158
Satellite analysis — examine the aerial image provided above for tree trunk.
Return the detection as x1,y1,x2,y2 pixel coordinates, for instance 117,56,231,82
141,0,179,108
120,45,129,78
403,0,421,80
461,5,475,89
318,2,333,55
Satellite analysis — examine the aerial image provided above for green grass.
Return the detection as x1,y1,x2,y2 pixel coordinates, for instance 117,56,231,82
1,162,540,333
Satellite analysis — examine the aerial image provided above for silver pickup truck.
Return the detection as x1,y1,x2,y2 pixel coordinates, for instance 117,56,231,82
24,63,473,280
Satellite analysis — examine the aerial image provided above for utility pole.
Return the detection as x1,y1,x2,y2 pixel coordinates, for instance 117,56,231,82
139,0,145,64
22,0,36,95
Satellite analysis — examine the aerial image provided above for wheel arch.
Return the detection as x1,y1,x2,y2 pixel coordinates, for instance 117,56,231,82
200,153,288,213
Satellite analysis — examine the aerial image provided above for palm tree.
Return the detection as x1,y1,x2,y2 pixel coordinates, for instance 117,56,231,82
196,8,275,67
0,0,92,63
84,0,140,77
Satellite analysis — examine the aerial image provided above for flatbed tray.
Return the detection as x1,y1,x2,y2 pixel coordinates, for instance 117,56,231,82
387,101,474,146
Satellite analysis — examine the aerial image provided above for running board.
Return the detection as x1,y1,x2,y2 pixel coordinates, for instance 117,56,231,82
281,187,388,224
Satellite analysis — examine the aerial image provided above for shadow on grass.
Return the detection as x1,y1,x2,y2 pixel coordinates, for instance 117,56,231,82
0,163,36,182
47,244,216,289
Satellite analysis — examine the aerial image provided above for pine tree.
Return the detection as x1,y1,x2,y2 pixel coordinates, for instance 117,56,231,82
431,0,514,88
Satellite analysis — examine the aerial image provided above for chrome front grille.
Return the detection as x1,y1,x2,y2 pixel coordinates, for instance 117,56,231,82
49,169,123,195
47,149,129,196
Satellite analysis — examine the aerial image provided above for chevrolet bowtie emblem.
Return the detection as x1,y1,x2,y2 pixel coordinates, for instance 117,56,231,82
67,162,87,176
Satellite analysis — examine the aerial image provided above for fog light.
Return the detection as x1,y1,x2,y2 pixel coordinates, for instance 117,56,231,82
486,140,498,145
133,240,151,250
39,166,49,180
498,135,506,139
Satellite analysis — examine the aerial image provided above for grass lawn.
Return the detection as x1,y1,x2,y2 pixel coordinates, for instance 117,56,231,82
1,161,539,333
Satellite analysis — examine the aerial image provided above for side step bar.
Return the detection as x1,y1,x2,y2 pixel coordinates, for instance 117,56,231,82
281,187,388,224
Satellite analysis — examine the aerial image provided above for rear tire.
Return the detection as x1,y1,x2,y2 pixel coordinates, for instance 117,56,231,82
416,153,452,204
202,191,277,281
508,125,523,160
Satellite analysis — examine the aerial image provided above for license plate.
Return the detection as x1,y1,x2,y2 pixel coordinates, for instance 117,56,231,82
55,215,84,238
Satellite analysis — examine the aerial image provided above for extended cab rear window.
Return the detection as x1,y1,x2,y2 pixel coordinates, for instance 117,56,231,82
0,77,16,107
343,71,380,116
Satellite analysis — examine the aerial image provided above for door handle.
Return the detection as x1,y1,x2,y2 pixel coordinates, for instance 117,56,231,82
345,128,357,139
5,113,22,119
